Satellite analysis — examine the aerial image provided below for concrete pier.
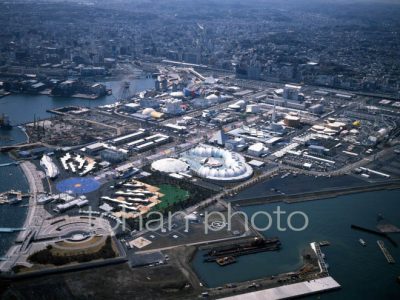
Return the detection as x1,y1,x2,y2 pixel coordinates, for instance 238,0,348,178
218,276,340,300
377,240,395,264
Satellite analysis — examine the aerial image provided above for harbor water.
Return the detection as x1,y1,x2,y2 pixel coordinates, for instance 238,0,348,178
0,79,154,125
0,78,154,256
0,128,29,257
192,190,400,299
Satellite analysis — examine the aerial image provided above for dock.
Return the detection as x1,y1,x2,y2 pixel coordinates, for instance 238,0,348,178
0,227,26,233
311,242,329,275
0,190,30,204
218,276,341,300
377,240,395,264
0,162,20,167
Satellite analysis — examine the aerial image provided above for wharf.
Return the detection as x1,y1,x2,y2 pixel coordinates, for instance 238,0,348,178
0,161,20,167
0,190,30,204
218,276,341,300
377,240,395,264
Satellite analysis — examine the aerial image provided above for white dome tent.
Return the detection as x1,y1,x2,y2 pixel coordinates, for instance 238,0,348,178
182,145,253,182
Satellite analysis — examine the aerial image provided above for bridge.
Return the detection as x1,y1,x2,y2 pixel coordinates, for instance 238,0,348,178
0,142,43,152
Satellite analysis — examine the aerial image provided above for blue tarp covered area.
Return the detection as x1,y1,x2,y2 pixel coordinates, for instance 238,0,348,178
56,177,101,195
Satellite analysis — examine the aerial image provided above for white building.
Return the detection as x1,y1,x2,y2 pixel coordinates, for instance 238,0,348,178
247,143,269,157
151,158,189,173
182,145,253,182
283,84,302,101
246,104,260,113
164,99,183,115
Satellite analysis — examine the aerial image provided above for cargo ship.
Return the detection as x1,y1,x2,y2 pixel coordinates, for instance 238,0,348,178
204,237,281,262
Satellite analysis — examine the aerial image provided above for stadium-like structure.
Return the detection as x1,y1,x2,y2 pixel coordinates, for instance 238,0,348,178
181,144,253,182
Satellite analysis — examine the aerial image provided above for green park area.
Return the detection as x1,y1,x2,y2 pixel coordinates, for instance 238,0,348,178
157,184,190,211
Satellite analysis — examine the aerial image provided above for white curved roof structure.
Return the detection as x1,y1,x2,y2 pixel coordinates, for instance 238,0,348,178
142,108,155,115
151,158,189,173
206,94,219,101
183,145,253,182
40,154,59,179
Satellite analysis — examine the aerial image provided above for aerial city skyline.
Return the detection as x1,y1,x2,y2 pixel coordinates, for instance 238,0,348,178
0,0,399,299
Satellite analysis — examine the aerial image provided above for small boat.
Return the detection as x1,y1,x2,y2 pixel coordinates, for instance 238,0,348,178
319,241,330,247
8,198,22,205
216,256,236,266
359,238,366,246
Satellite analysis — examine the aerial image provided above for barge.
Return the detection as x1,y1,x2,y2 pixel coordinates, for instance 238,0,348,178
204,237,281,262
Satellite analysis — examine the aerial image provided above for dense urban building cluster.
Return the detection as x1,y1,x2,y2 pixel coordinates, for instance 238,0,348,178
0,0,400,95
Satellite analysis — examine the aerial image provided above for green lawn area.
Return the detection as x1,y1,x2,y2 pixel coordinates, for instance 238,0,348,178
157,184,189,210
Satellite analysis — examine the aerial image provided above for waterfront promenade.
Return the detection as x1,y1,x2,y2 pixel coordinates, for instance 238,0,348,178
0,161,48,272
17,161,46,239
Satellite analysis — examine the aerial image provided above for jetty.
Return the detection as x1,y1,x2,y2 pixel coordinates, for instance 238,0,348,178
0,190,30,205
377,240,395,264
0,227,26,233
351,224,398,247
0,162,20,167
